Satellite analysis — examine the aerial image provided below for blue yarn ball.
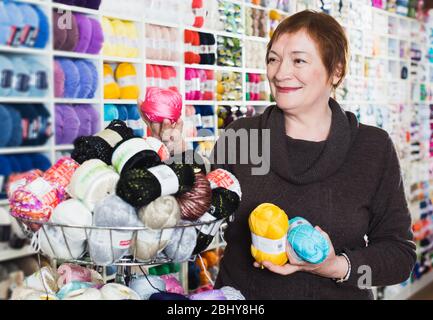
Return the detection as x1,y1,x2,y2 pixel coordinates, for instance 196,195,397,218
17,3,39,47
4,105,22,147
33,5,49,49
10,57,31,97
126,105,144,137
82,60,98,98
104,104,119,123
23,58,48,97
30,153,51,171
35,104,51,145
0,2,11,45
14,104,39,146
4,2,24,47
0,156,12,178
7,156,21,173
117,105,128,121
74,60,93,99
0,55,14,97
14,154,33,172
57,58,81,98
0,104,13,147
287,217,330,264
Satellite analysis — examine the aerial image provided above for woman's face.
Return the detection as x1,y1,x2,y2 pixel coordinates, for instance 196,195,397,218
267,30,338,113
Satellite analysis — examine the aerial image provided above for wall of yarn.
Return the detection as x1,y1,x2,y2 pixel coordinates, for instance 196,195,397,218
217,105,256,129
185,68,215,101
246,73,269,101
101,17,139,58
0,54,49,98
103,63,140,100
269,9,287,37
184,30,216,65
55,104,100,145
188,249,222,292
245,7,268,38
245,40,267,69
184,105,216,138
217,36,242,68
146,65,179,93
53,0,102,10
54,58,98,99
216,71,242,101
0,1,49,49
0,153,51,200
146,25,180,62
53,10,103,55
0,104,52,148
104,104,144,137
204,0,243,34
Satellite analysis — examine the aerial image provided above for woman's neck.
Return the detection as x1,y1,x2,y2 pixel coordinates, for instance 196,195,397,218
283,98,332,142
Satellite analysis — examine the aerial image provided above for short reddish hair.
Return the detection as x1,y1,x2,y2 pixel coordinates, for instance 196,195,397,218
266,10,349,89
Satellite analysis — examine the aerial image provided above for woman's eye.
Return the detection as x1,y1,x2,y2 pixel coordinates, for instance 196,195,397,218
294,59,306,64
267,57,277,64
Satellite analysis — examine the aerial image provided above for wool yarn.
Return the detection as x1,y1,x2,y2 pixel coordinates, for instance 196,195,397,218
56,281,95,300
18,4,39,47
5,2,25,47
6,170,42,198
111,137,169,174
23,266,59,295
115,63,139,99
0,105,12,147
57,264,92,288
164,221,197,263
0,55,14,97
207,168,242,199
62,12,79,51
89,195,141,266
73,13,92,53
220,286,245,300
57,59,81,98
44,157,79,193
100,283,141,300
104,104,119,124
117,105,128,121
23,58,48,97
126,105,144,137
50,199,92,240
287,217,330,264
34,104,51,145
129,275,166,300
54,60,65,98
82,60,98,98
10,56,30,97
0,2,11,45
30,154,51,171
86,104,101,134
249,203,289,266
87,17,104,54
53,11,67,50
14,154,33,172
189,290,226,300
160,275,185,295
123,21,139,58
103,64,121,99
63,288,102,300
177,172,212,221
141,87,183,123
111,19,127,56
102,17,115,56
138,196,180,229
74,104,93,137
55,104,80,144
33,6,49,49
134,227,171,261
14,104,38,146
67,159,120,211
74,60,93,98
116,163,195,207
7,155,21,173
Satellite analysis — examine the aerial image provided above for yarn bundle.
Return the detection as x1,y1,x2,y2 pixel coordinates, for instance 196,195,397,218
103,104,144,137
249,203,289,266
217,36,242,68
146,65,179,92
287,217,330,264
246,73,269,101
54,58,98,99
101,17,138,58
146,24,179,61
184,31,216,65
245,40,266,69
218,105,255,129
216,71,242,101
103,63,139,100
140,87,183,123
185,68,215,101
245,7,267,38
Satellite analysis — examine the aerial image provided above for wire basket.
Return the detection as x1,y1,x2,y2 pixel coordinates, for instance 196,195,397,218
14,216,227,267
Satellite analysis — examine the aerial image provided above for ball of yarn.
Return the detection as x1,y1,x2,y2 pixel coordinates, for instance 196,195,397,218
104,103,119,123
0,55,13,97
30,154,51,171
287,217,330,264
86,104,101,134
57,59,81,98
81,60,98,98
56,281,95,300
23,266,59,295
164,221,197,263
115,63,139,99
117,105,128,121
50,199,92,240
0,104,13,147
116,164,195,207
53,11,67,50
149,292,189,300
129,275,166,300
177,172,212,221
87,17,104,54
74,104,93,137
55,104,80,145
63,288,102,300
207,168,242,199
160,275,185,295
134,227,171,261
24,58,48,97
102,17,115,56
141,87,182,123
138,196,180,229
74,60,93,99
7,169,42,198
33,6,49,49
38,225,86,260
100,283,141,300
74,13,92,53
61,12,79,51
249,203,289,266
4,106,22,147
126,105,144,137
220,286,245,300
54,60,65,98
0,3,11,46
10,57,30,97
189,290,226,300
103,64,121,99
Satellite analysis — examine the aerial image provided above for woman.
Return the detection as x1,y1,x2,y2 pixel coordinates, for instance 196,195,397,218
143,10,416,300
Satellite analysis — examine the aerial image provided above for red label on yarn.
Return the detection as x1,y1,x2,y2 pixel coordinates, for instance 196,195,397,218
207,170,234,189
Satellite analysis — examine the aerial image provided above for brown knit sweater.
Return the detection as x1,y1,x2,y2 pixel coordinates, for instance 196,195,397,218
211,98,416,300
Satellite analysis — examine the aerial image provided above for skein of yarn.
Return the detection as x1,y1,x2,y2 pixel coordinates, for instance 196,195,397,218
100,283,141,300
249,203,289,266
138,196,180,229
115,63,139,99
177,172,212,221
164,220,197,263
129,275,166,300
50,199,92,240
140,87,183,123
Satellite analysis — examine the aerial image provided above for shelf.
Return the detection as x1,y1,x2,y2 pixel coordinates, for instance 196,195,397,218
102,12,141,22
0,146,51,155
385,272,433,300
0,45,48,56
55,144,74,151
186,26,243,40
54,51,99,60
104,99,138,105
244,68,267,74
54,98,99,104
0,97,49,104
145,18,180,29
184,100,215,105
0,246,36,263
145,59,181,67
51,2,100,16
104,56,142,64
216,101,244,105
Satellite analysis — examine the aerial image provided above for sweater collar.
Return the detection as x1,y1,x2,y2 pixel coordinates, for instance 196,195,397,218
260,97,359,185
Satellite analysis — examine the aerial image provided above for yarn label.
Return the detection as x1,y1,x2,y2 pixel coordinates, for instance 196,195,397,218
202,115,214,128
207,169,242,198
117,75,137,88
148,165,180,196
1,70,13,89
113,138,153,173
251,233,286,255
197,213,223,236
111,231,133,249
14,73,30,93
96,129,123,148
288,218,310,232
25,178,59,208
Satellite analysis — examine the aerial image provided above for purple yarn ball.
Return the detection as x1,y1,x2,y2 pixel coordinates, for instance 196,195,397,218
73,13,92,53
73,104,92,138
86,17,103,54
54,60,65,98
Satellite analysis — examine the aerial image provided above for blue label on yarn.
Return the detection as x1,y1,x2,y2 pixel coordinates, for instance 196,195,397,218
1,70,13,89
22,26,38,47
36,71,48,90
10,27,23,47
15,73,30,93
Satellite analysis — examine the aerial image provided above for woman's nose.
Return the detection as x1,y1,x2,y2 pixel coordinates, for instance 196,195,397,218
273,60,294,82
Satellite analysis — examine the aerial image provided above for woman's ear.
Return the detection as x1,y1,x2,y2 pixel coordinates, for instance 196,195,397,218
332,63,344,86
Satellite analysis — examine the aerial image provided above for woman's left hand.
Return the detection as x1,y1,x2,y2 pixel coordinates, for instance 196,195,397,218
253,226,349,280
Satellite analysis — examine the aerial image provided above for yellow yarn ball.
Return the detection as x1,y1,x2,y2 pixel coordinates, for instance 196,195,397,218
248,203,289,266
269,10,281,21
123,22,139,58
102,17,115,56
115,63,139,99
111,19,127,57
103,64,121,99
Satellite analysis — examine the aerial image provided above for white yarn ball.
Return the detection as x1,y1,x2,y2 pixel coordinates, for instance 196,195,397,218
100,283,141,300
129,275,166,300
63,288,102,300
39,225,86,260
220,286,246,300
138,196,180,229
134,228,172,261
163,221,197,263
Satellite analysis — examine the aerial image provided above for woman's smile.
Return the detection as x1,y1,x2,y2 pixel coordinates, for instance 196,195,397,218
275,85,303,93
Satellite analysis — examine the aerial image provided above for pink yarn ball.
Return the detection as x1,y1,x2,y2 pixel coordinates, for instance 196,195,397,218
141,87,182,123
161,275,185,295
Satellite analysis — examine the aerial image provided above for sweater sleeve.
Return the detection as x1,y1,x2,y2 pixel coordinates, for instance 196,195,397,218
341,135,416,288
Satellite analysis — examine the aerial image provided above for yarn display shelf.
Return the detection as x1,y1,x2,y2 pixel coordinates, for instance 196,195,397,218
145,59,181,68
15,216,228,267
0,97,49,104
0,146,51,155
55,144,74,151
54,98,99,104
0,245,36,263
103,99,138,105
103,56,142,64
144,18,180,30
102,13,141,23
216,100,245,105
187,26,243,40
51,2,99,16
184,100,216,105
186,64,243,73
244,35,269,43
54,50,100,61
243,1,291,16
0,45,48,56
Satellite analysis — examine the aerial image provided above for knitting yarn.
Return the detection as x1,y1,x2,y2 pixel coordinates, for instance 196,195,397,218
141,87,183,123
287,217,330,264
62,13,79,51
14,104,38,146
19,291,59,300
189,290,226,300
10,57,30,97
57,264,92,288
116,164,195,207
102,17,115,56
177,172,212,221
129,275,166,300
111,19,126,56
86,104,101,134
112,137,169,174
104,104,119,125
50,199,92,240
100,283,141,300
63,288,102,300
33,6,49,49
0,55,14,97
87,17,104,54
14,154,33,172
164,221,197,262
103,64,121,99
85,0,102,9
5,2,24,47
44,156,79,193
30,154,51,171
0,105,12,147
67,159,119,211
0,2,11,45
117,105,128,121
53,11,67,50
57,59,81,98
18,4,39,47
73,13,91,53
23,266,59,295
56,281,95,300
54,60,65,97
74,60,93,98
74,104,93,137
7,170,42,198
220,286,245,300
35,104,52,145
249,203,289,266
24,58,48,97
207,168,242,199
192,189,241,254
55,104,80,144
138,196,180,229
126,105,144,137
123,21,139,58
161,275,185,295
38,225,87,260
115,63,139,99
82,60,98,98
149,292,189,300
88,195,141,266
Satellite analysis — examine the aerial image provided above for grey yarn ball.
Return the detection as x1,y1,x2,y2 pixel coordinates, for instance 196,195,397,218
129,275,166,300
163,221,197,263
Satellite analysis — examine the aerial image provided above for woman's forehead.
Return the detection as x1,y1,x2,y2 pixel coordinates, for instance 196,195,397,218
271,30,319,55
